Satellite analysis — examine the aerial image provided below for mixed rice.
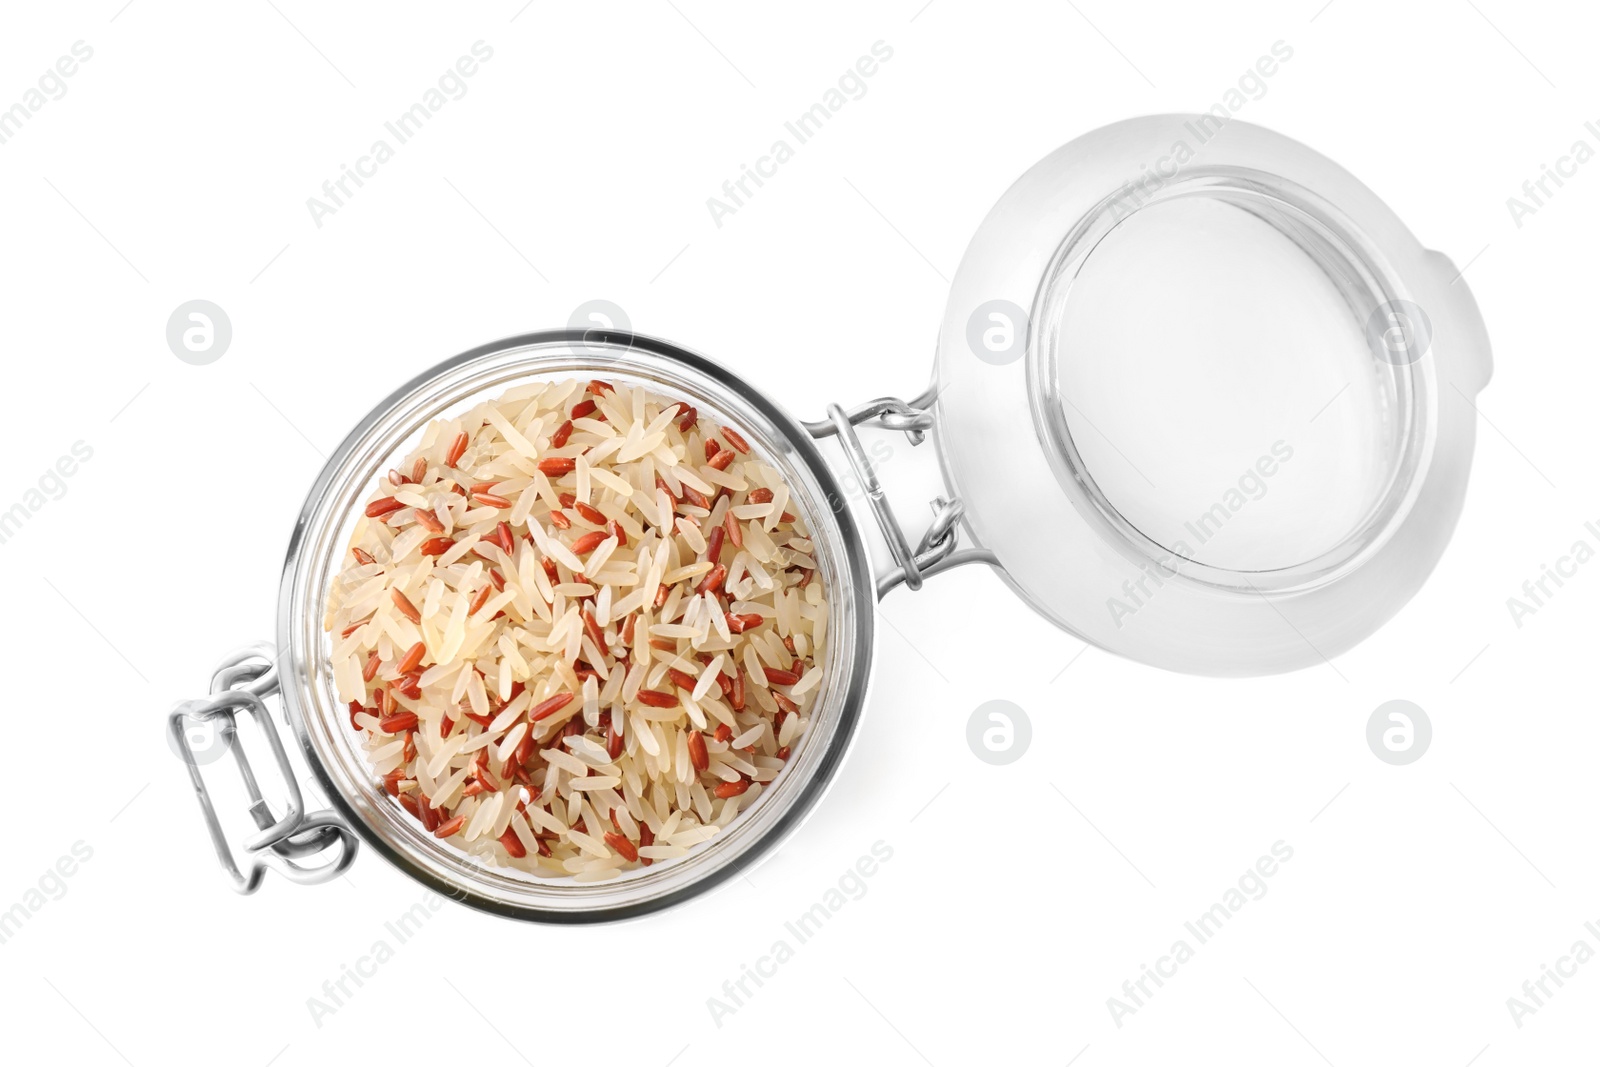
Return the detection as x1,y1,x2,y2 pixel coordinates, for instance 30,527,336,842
324,379,826,880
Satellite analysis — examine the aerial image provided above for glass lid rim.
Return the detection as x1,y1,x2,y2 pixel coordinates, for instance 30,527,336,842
1026,165,1437,596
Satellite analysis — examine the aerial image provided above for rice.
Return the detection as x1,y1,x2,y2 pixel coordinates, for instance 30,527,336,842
324,378,825,877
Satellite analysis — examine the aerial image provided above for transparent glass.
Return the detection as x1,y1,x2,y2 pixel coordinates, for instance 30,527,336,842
276,332,875,922
933,116,1491,675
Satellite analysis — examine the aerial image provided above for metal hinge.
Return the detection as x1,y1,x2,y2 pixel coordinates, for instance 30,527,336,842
169,643,357,893
805,385,996,598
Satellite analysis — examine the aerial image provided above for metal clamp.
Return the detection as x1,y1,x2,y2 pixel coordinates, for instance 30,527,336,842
806,385,996,598
170,643,357,894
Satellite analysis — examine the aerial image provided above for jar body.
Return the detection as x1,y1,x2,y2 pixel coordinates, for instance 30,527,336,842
277,331,876,922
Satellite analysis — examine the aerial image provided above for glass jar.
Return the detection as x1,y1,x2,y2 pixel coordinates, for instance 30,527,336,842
170,115,1491,919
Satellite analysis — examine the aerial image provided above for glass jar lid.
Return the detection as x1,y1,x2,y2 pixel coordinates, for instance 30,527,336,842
932,116,1492,675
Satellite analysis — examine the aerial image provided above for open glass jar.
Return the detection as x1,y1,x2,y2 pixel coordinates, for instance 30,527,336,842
170,115,1491,920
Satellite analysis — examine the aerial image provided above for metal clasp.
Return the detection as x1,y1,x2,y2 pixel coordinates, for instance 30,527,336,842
806,385,996,598
169,643,357,894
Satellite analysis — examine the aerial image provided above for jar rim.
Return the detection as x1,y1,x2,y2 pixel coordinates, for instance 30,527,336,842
276,329,876,922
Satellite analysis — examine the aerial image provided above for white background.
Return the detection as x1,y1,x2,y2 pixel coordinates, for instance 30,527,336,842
1,2,1596,1064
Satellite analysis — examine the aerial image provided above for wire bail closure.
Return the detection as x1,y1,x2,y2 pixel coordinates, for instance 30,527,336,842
805,386,995,598
169,643,357,893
